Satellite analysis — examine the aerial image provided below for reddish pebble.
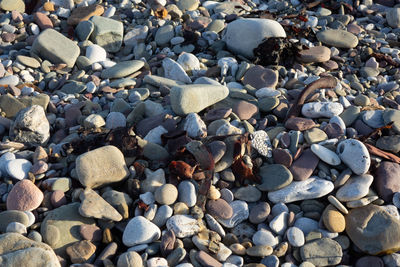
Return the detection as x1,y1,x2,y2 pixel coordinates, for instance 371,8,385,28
30,160,48,175
285,117,316,131
80,224,102,242
34,12,53,30
1,32,15,42
11,10,23,22
289,149,319,181
7,179,44,211
50,190,67,208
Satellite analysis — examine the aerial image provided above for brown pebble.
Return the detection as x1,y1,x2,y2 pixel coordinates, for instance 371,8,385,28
34,12,53,30
50,190,67,208
80,224,102,242
66,240,96,264
285,117,316,131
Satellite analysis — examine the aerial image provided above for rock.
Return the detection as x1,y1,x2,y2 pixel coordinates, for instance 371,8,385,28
316,29,358,48
79,224,102,242
337,139,370,175
268,177,334,203
75,145,129,188
301,102,343,118
76,20,94,41
289,149,319,181
16,55,40,68
40,203,95,257
33,12,53,30
10,105,49,146
141,168,166,193
375,161,400,202
117,251,143,267
297,46,331,63
106,112,126,129
155,24,175,46
196,251,222,267
6,179,43,211
0,233,60,267
101,60,144,79
86,44,107,63
387,8,400,28
322,204,345,233
90,16,123,52
294,217,319,236
243,66,278,89
166,215,200,238
286,227,305,247
251,130,271,157
124,25,148,46
310,144,341,166
252,230,278,247
249,202,270,224
217,200,249,228
285,117,316,131
258,164,293,191
346,205,400,255
5,159,32,180
355,256,384,267
178,181,197,208
123,216,161,247
154,184,178,205
376,135,400,153
0,210,29,232
206,198,233,219
170,84,229,115
67,5,104,25
0,76,19,86
0,0,25,13
177,52,200,72
184,113,207,138
234,185,261,202
300,238,342,266
79,188,122,221
269,211,288,235
84,114,105,128
31,29,80,67
223,18,286,59
336,174,373,202
246,245,273,257
162,57,192,83
66,240,96,264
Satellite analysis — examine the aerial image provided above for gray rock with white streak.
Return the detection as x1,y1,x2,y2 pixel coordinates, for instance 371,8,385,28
166,215,200,238
184,113,207,138
335,174,373,202
268,177,334,203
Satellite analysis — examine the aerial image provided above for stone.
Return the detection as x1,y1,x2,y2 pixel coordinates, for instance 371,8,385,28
289,149,319,181
79,224,102,242
316,29,358,48
124,25,148,46
117,251,143,267
86,44,107,63
178,180,196,207
285,117,316,131
375,161,400,202
346,205,400,255
251,130,271,157
246,245,273,257
5,159,32,180
223,18,286,59
217,200,249,228
166,215,200,238
206,198,233,219
0,76,19,87
66,240,96,264
294,217,319,236
10,105,49,146
163,57,191,83
311,144,341,166
16,55,40,68
184,113,207,138
269,211,288,235
252,230,278,247
67,5,104,25
170,84,229,115
155,184,178,205
101,60,144,79
300,238,342,266
301,102,343,118
155,24,175,46
76,20,94,41
304,128,327,144
79,188,122,221
297,46,331,63
6,179,43,211
258,164,293,191
268,177,334,203
355,256,384,267
106,112,126,129
196,251,222,267
123,216,161,247
376,135,400,153
177,52,200,72
0,210,29,232
234,185,261,202
40,203,95,257
75,145,129,188
0,233,60,267
337,139,370,175
84,114,105,128
141,168,166,193
243,66,278,89
249,202,270,224
33,12,53,30
387,8,400,28
335,174,373,202
31,29,80,67
322,204,346,233
90,16,123,52
286,227,305,247
259,97,279,112
0,0,25,13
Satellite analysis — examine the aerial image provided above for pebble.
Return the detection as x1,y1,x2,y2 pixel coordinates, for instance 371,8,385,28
335,174,374,202
5,159,32,180
300,238,343,266
249,202,270,224
166,215,200,238
286,226,305,247
258,164,293,191
316,29,358,48
217,200,249,228
310,144,341,166
302,102,343,118
79,188,122,221
123,216,161,247
154,184,178,205
6,179,43,211
268,177,334,203
336,139,370,175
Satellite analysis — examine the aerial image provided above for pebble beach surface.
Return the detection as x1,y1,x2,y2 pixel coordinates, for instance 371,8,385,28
1,0,400,267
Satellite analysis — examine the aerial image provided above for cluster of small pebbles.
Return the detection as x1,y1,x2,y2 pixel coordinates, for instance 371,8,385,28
1,0,400,267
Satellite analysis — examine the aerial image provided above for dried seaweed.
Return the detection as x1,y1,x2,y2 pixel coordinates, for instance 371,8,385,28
253,37,301,67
